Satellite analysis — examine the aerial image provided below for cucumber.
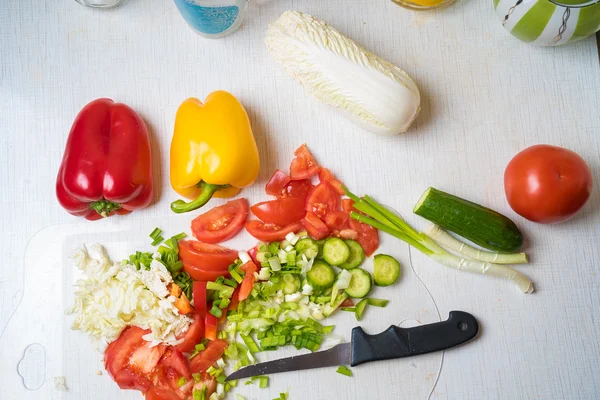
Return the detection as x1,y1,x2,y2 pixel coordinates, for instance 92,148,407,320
322,237,350,266
413,187,524,253
295,238,320,260
306,261,335,291
344,268,372,298
315,239,325,260
282,273,301,294
338,240,365,270
373,254,401,286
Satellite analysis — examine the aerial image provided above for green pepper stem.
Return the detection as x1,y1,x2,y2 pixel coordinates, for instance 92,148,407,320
171,181,230,214
90,199,122,218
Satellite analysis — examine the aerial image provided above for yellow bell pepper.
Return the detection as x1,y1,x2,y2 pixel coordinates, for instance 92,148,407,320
170,91,260,213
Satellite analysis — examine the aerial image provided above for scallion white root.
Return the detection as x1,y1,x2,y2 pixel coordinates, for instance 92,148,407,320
425,224,528,265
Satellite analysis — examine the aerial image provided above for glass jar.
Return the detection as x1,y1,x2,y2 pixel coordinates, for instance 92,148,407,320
173,0,248,39
392,0,455,10
74,0,125,7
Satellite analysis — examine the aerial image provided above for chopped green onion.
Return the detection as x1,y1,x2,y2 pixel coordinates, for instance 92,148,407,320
173,232,187,240
336,365,353,377
151,236,164,246
164,237,178,250
210,306,223,318
341,307,356,312
236,395,247,400
273,391,289,400
217,330,228,339
241,334,260,353
193,373,201,383
230,268,243,284
149,228,163,240
178,376,187,387
258,376,269,388
268,242,280,254
367,298,389,307
193,386,206,400
258,243,268,252
216,374,227,384
268,256,281,271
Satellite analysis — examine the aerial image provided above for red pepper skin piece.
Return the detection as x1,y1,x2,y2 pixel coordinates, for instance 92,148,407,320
56,99,153,220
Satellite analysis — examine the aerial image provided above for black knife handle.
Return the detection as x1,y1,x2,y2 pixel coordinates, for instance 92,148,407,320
350,311,478,367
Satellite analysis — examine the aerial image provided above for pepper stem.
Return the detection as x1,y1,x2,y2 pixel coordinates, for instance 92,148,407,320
171,181,230,214
90,199,122,218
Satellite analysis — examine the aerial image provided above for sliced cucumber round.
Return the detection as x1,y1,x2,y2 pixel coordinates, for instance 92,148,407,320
306,261,335,291
338,240,365,270
373,254,401,286
295,237,320,260
323,237,350,266
344,268,372,298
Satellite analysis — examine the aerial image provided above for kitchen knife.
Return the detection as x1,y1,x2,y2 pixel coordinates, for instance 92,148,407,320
226,310,478,381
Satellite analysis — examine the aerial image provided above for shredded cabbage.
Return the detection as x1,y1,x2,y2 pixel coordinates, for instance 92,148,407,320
69,244,192,350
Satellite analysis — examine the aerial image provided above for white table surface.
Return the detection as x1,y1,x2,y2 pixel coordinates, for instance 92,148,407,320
1,0,599,399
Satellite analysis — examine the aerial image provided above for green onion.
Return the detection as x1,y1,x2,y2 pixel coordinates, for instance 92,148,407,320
216,374,227,384
241,334,260,353
193,386,206,400
340,307,356,312
336,365,353,377
268,256,281,271
192,373,201,383
268,242,280,254
217,330,228,339
258,243,268,252
223,278,237,287
259,376,269,388
272,392,288,400
367,298,389,307
230,268,243,284
210,306,223,318
178,376,187,387
236,395,247,400
151,236,164,246
149,228,163,240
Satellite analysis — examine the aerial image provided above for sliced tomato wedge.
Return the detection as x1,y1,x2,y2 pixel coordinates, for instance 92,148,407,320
250,197,306,227
239,261,257,301
318,168,345,195
160,348,191,380
265,169,291,196
282,179,314,200
191,199,248,244
245,220,304,242
145,387,182,400
179,240,237,281
175,314,205,354
301,212,330,240
105,326,165,392
324,211,349,231
306,181,340,219
340,298,355,308
189,339,229,374
290,144,320,180
192,281,207,318
204,314,218,341
341,199,379,256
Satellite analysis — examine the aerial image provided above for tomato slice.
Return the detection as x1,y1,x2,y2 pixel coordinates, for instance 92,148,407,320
342,199,379,256
204,314,218,341
250,197,306,227
192,281,207,318
189,339,229,374
290,144,320,179
175,314,205,354
245,220,304,242
179,240,238,280
191,199,248,244
239,261,257,301
324,211,349,231
145,387,182,400
160,348,191,380
282,179,314,200
306,181,340,219
318,168,345,195
105,326,165,392
265,169,291,196
301,212,330,240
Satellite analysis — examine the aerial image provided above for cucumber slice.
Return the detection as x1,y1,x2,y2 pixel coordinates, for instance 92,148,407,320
282,274,301,294
323,237,350,266
355,298,368,321
344,268,372,298
373,254,401,286
306,261,335,291
413,187,524,253
295,238,320,260
338,240,365,270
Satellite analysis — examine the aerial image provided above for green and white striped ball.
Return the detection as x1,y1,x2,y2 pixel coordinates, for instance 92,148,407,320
495,0,600,46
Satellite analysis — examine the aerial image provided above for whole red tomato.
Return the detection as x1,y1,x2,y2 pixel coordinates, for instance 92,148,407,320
504,145,592,224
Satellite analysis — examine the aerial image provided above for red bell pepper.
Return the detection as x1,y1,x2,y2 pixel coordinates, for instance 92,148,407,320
56,99,153,220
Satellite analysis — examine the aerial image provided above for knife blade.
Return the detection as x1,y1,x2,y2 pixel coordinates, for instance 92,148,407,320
226,310,478,381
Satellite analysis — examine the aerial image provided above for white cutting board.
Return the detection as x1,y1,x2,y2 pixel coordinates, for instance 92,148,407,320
0,216,443,399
